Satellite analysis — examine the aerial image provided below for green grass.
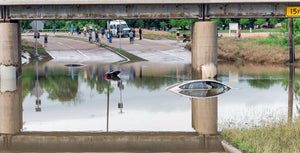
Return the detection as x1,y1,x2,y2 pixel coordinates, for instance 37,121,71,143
257,34,300,48
22,46,47,55
222,118,300,153
56,35,146,62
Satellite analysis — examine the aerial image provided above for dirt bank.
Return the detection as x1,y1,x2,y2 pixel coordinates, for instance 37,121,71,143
185,38,299,65
217,38,297,65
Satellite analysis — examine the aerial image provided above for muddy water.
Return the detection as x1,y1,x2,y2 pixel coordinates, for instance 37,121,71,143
19,62,299,132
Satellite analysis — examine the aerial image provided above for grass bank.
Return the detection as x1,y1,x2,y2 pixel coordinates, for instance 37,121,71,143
55,35,146,62
222,118,300,153
142,29,191,40
21,39,52,61
217,37,294,64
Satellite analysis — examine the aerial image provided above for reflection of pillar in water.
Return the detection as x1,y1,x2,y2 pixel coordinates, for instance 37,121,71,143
191,66,218,134
192,98,218,135
0,78,22,134
288,64,295,122
191,22,217,79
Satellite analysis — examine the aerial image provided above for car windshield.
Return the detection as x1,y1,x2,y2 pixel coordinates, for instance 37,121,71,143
122,24,129,28
179,81,225,90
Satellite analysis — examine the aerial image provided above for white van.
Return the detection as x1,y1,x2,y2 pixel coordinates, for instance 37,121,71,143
109,20,130,37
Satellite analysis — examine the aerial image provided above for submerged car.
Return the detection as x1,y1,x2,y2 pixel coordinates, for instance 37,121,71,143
165,80,231,98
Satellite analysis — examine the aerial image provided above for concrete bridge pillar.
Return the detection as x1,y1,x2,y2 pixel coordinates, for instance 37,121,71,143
191,22,217,79
192,98,218,135
0,22,22,135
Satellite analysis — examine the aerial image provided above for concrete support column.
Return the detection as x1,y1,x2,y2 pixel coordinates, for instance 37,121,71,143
0,22,22,77
192,22,217,79
0,22,22,135
192,98,218,135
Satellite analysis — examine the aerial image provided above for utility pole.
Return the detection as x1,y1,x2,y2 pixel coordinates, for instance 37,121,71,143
289,18,295,63
119,20,122,51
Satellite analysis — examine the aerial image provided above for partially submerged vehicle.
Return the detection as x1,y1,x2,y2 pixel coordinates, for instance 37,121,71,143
165,80,231,98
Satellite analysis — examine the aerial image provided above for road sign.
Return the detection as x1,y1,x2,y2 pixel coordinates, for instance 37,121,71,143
286,6,300,17
30,20,44,31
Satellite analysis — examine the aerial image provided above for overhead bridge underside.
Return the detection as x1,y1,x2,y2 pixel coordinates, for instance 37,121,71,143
0,3,298,20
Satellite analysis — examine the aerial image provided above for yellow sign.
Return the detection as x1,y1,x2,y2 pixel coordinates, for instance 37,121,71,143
286,6,300,17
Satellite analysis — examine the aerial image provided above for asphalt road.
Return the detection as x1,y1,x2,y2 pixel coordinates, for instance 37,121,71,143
23,33,191,64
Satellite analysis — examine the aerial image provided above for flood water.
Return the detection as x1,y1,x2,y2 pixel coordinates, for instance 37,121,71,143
21,62,299,132
1,60,299,152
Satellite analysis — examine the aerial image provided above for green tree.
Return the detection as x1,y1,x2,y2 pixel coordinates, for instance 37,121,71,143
160,21,168,29
224,19,232,26
19,20,33,29
254,18,266,25
211,19,223,27
136,20,144,28
239,19,250,28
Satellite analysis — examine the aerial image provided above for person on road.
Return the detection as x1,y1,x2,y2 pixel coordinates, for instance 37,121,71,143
89,25,93,31
76,26,80,35
44,33,48,47
70,24,74,35
89,30,93,43
95,29,99,42
132,28,136,40
109,31,113,43
101,27,105,38
139,27,142,40
129,30,134,44
83,26,87,37
238,27,241,38
176,29,180,42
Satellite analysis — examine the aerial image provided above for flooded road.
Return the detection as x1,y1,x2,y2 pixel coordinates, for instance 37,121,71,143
21,62,299,132
1,35,299,152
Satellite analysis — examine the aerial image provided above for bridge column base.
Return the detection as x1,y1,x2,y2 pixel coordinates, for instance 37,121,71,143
0,22,22,135
191,21,217,79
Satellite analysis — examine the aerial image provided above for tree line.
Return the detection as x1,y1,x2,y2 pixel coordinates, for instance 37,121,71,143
19,18,288,31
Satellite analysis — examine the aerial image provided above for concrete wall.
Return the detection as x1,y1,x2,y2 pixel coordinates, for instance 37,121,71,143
0,132,224,152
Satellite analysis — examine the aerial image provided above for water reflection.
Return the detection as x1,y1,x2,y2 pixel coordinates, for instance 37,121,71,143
0,62,226,152
0,66,22,135
1,61,299,152
191,67,218,135
288,64,295,122
32,61,43,112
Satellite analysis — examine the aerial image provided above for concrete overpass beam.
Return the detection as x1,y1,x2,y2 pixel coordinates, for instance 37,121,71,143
191,21,217,79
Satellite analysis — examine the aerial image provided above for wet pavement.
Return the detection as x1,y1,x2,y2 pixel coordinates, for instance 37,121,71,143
24,32,191,64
